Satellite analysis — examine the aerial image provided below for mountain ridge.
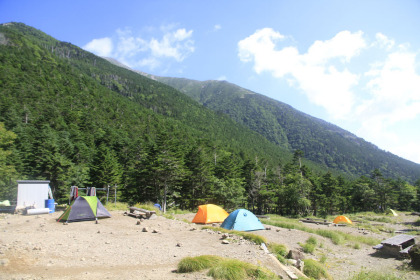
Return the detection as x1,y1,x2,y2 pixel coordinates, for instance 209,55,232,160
103,59,420,182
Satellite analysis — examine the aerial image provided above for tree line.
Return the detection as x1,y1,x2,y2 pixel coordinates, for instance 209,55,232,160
1,121,419,215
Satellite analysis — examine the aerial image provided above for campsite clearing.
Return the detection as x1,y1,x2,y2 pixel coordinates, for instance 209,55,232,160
1,210,419,279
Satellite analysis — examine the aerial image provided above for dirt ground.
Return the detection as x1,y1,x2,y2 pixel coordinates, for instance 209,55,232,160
1,210,419,280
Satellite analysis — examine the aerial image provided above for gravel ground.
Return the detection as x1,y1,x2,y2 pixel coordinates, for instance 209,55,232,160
1,211,419,279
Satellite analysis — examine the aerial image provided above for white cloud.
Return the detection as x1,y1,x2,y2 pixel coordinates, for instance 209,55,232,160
214,24,222,31
149,28,194,61
83,37,113,57
304,31,366,65
84,25,195,71
238,29,364,118
238,28,420,163
374,33,395,50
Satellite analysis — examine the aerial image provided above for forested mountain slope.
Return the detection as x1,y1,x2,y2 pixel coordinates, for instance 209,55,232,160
151,77,420,183
0,22,294,202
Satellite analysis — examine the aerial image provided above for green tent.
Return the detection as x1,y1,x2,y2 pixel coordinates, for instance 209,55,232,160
387,208,398,216
57,196,111,222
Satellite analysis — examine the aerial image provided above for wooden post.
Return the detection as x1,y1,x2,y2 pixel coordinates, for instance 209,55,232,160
114,184,117,205
106,185,109,204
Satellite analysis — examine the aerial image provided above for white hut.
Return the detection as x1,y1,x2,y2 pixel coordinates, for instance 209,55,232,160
16,180,51,210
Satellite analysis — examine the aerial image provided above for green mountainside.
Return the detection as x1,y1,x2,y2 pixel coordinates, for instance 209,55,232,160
0,22,292,202
150,77,420,182
1,23,419,215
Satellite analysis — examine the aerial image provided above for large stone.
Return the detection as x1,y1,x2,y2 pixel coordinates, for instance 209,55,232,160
286,249,305,261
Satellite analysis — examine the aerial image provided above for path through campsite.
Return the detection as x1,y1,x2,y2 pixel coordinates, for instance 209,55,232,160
1,211,419,279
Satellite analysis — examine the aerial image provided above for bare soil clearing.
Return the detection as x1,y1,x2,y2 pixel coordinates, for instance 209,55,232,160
0,211,419,279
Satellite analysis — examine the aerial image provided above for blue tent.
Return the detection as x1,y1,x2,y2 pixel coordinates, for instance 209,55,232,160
154,203,162,211
221,209,265,231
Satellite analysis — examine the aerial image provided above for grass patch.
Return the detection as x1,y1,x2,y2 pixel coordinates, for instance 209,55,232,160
166,208,192,215
307,236,317,245
163,208,192,220
104,201,129,211
202,226,267,245
348,270,401,280
264,215,380,247
301,242,316,254
267,243,288,263
177,255,222,273
267,243,288,257
133,202,160,212
178,255,278,280
303,259,332,280
299,236,318,254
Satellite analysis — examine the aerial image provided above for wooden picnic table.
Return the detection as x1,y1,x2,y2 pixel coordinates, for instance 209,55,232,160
373,234,416,257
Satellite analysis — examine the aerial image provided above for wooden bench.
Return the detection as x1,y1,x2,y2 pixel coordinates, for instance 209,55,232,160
399,244,414,257
128,207,156,219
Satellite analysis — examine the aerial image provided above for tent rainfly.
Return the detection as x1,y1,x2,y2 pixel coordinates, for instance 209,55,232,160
387,209,398,216
333,215,352,224
192,204,229,224
221,209,265,231
57,196,111,223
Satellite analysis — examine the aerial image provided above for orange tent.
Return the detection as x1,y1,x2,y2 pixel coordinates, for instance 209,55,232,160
333,215,352,224
192,204,229,224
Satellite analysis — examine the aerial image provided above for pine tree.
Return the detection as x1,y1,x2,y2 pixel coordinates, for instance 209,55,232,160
0,123,18,200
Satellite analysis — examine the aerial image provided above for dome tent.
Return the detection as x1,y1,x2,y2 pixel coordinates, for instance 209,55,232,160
387,208,398,216
192,204,228,224
221,209,265,231
57,196,111,223
333,215,352,224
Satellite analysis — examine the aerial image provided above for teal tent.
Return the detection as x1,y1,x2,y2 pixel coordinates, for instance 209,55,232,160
221,209,264,231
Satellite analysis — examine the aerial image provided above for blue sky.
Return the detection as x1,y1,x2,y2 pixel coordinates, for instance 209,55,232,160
2,0,420,164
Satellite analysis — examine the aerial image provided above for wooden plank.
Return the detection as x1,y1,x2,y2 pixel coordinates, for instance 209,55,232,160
262,243,308,279
300,219,332,225
268,254,298,280
127,212,146,219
